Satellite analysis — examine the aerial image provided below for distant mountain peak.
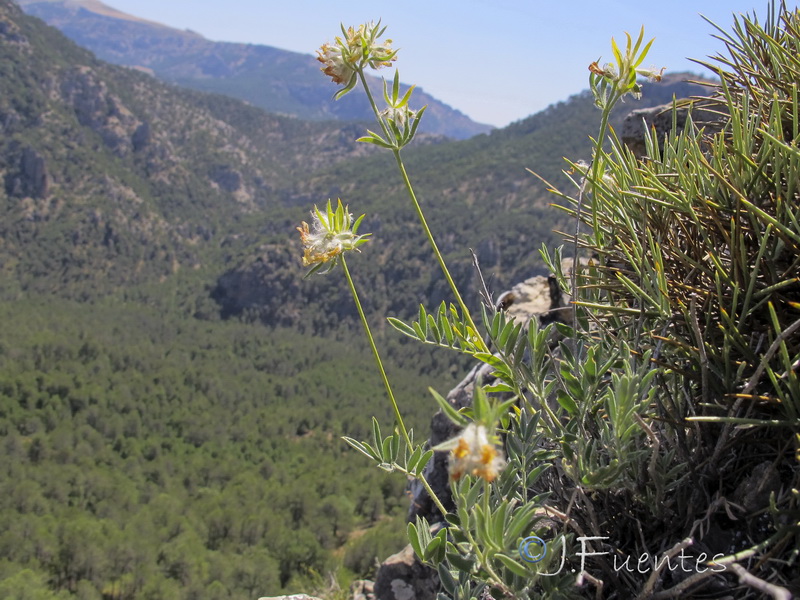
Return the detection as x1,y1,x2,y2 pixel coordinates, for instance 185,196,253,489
17,0,492,139
16,0,174,29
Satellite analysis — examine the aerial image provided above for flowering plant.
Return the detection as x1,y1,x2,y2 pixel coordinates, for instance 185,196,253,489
295,7,800,599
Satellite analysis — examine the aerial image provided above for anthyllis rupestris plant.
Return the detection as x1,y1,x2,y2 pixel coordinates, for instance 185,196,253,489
316,22,488,355
535,27,664,336
304,7,799,598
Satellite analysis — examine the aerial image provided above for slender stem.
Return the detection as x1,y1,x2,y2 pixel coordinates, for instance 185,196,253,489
395,464,449,517
588,102,616,244
343,254,449,517
392,150,490,354
341,255,411,448
356,68,488,354
570,92,621,345
358,70,392,142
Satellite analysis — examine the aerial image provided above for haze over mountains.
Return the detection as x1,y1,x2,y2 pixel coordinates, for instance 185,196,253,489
0,0,715,596
16,0,494,139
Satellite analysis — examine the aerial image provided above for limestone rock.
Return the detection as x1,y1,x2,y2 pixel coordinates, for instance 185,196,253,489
4,145,49,199
621,100,724,159
351,579,375,600
59,65,145,157
373,544,439,600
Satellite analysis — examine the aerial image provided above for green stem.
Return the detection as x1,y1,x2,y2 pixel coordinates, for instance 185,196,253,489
341,255,411,448
358,70,392,142
588,100,617,243
391,151,489,354
395,464,449,517
570,92,621,341
356,68,488,354
343,253,449,517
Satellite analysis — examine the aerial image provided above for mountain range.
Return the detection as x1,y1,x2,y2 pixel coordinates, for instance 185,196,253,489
2,0,712,324
16,0,493,139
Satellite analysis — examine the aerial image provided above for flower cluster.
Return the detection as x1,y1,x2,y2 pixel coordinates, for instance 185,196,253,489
441,423,506,482
588,27,664,105
317,22,397,98
296,199,370,275
380,104,418,130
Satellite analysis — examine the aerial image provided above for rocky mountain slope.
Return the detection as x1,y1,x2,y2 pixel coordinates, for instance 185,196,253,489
16,0,493,139
0,0,403,300
1,0,712,324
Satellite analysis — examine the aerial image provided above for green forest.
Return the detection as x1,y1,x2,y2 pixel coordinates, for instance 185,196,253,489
0,297,464,598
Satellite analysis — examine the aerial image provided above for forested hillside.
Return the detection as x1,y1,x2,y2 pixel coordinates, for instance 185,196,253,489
0,0,713,596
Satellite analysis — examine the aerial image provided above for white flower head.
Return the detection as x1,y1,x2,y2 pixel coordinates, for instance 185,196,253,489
317,22,397,99
317,41,357,87
296,199,370,275
438,423,506,482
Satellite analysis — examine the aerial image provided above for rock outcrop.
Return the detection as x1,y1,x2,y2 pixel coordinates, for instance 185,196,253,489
4,144,49,199
60,65,147,157
373,545,440,600
621,99,724,159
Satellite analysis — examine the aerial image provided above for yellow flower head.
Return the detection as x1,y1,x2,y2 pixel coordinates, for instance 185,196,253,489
589,27,664,105
445,423,506,482
296,199,370,276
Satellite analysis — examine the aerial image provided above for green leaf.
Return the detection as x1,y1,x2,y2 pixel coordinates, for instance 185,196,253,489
387,317,418,338
372,418,383,458
417,449,434,474
492,501,509,547
418,304,428,339
495,553,530,578
407,521,424,560
437,563,457,595
407,445,422,472
503,503,540,548
381,433,394,463
342,436,380,462
427,314,441,344
423,529,444,562
430,387,469,426
445,550,474,573
556,390,579,415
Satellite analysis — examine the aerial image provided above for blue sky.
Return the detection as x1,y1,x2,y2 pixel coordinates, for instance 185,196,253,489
104,0,793,127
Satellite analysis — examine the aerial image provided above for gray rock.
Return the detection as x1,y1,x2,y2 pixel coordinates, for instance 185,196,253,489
373,544,439,600
621,100,724,159
351,578,375,600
